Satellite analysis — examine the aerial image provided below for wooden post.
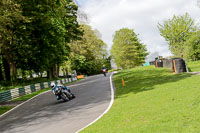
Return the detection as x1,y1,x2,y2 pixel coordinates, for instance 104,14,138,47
173,60,177,73
122,77,125,86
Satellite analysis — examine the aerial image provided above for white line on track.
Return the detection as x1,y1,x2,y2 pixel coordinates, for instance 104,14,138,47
75,72,115,133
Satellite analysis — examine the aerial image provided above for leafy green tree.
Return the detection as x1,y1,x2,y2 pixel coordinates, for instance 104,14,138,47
0,0,23,82
184,30,200,60
111,28,148,69
17,0,82,79
0,47,4,81
158,13,197,57
103,55,112,70
0,0,82,81
69,25,108,75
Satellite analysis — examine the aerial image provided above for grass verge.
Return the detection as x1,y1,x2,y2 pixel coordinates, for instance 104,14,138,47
187,60,200,72
81,66,200,133
0,106,14,115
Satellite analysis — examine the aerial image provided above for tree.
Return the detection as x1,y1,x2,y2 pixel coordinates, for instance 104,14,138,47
0,0,23,82
0,0,82,81
158,13,197,58
184,30,200,60
69,25,108,75
17,0,82,79
111,28,148,69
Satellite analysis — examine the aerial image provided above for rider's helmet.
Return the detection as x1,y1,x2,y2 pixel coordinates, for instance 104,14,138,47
51,83,55,88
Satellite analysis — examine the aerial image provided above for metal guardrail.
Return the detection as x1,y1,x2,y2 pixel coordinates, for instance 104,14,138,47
0,77,77,102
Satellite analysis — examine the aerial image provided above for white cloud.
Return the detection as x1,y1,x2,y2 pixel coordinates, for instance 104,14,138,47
80,0,200,57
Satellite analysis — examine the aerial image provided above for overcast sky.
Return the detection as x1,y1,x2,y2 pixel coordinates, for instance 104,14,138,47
77,0,200,58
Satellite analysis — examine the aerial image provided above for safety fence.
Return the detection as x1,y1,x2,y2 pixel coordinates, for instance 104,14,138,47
0,77,77,102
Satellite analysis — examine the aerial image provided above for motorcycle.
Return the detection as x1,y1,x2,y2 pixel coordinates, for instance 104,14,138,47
53,87,75,102
102,69,107,77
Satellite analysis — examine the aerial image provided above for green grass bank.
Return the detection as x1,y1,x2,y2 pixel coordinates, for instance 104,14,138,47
187,60,200,72
81,66,200,133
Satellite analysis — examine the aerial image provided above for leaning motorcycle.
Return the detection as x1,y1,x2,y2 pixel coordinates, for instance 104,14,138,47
53,87,75,102
102,69,107,77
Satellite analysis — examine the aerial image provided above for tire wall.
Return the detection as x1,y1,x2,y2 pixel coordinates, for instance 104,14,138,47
155,60,163,68
163,59,173,69
173,58,187,73
149,61,155,66
154,58,186,73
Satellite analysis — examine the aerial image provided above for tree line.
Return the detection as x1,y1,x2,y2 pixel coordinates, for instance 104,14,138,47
0,0,110,84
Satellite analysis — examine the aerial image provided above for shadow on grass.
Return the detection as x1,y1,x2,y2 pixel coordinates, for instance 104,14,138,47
114,67,193,99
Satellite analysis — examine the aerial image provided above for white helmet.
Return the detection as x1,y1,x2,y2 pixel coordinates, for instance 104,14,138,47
51,83,55,88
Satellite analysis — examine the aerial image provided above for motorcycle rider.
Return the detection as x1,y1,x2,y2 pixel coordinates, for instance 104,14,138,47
51,83,73,100
102,65,108,76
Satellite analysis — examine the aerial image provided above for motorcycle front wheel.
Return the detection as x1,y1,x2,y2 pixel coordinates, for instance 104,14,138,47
64,92,73,100
60,94,69,102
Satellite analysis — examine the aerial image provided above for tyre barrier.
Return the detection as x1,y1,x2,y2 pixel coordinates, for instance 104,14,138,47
0,77,77,102
172,58,187,73
155,60,163,68
152,57,187,74
149,61,155,66
163,59,173,69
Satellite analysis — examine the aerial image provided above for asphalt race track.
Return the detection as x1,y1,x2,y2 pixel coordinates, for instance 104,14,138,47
0,73,113,133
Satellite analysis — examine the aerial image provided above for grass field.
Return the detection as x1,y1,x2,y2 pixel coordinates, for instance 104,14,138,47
81,66,200,133
187,60,200,72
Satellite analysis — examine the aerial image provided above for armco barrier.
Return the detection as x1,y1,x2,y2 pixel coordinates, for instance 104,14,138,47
0,77,77,102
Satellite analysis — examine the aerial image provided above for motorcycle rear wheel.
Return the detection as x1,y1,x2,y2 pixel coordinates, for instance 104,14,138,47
71,93,75,99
